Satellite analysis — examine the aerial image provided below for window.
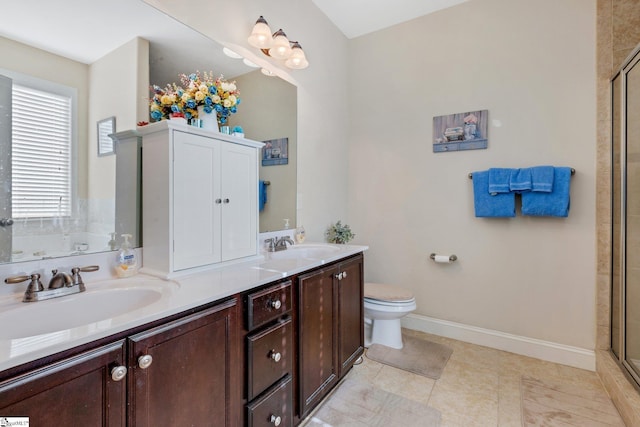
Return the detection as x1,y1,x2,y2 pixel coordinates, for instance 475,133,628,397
11,83,73,218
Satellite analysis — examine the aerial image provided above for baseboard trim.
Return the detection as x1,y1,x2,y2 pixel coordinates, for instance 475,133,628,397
402,313,595,371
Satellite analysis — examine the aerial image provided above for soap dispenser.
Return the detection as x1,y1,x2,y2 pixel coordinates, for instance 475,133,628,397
115,234,138,278
295,225,306,244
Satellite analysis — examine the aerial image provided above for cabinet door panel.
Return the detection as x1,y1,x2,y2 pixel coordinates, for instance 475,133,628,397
0,341,126,426
338,256,364,377
129,299,240,426
297,267,338,418
221,143,257,261
173,131,222,270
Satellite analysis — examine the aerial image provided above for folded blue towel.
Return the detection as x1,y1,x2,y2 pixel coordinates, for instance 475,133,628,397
473,170,515,217
521,167,571,217
259,180,268,212
530,165,554,192
488,168,512,194
509,168,532,192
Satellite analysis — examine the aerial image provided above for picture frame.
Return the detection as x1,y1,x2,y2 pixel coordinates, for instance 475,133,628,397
433,109,488,153
262,137,289,166
97,116,116,156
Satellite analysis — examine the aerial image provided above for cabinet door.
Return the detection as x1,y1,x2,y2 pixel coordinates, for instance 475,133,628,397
129,299,241,426
221,142,257,261
297,266,338,418
337,255,364,377
0,341,126,426
173,131,222,270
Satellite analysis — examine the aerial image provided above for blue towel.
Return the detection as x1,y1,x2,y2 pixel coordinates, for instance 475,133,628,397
488,168,512,195
521,167,571,217
509,168,532,192
473,170,516,217
259,180,267,212
530,165,554,192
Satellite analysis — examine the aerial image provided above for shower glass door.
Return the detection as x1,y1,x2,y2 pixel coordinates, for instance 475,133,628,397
625,57,640,378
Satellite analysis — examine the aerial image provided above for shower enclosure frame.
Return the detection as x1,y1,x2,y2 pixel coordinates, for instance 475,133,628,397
611,41,640,389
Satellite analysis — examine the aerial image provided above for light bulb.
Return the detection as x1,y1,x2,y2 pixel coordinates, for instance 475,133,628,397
285,42,309,69
248,16,273,49
268,29,292,59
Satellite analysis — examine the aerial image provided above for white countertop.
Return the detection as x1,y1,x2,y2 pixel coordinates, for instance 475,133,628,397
0,243,367,372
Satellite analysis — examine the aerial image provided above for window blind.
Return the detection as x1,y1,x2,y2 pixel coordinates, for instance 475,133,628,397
11,84,72,218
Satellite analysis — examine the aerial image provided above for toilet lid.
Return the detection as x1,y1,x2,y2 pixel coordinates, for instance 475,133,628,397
364,282,414,303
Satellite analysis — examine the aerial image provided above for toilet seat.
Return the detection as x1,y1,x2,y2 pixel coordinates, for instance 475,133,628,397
364,282,415,303
364,297,416,308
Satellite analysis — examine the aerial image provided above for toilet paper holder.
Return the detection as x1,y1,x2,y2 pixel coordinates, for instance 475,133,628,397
430,253,458,262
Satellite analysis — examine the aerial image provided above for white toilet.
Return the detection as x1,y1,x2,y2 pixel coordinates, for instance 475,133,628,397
364,282,416,349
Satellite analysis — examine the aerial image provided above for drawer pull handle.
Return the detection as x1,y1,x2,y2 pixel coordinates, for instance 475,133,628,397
271,299,282,310
270,351,282,363
270,415,282,426
111,365,127,381
335,272,343,280
138,354,153,369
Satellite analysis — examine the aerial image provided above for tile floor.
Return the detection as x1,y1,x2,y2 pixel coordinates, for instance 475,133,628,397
302,328,626,426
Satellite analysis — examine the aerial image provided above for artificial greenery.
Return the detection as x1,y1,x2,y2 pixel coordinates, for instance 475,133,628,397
325,220,355,244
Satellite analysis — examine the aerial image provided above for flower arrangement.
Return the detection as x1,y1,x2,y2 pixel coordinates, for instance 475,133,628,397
325,221,355,244
149,71,240,124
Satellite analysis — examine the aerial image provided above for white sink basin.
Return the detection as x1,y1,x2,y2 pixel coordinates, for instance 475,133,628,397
269,244,341,260
0,280,177,339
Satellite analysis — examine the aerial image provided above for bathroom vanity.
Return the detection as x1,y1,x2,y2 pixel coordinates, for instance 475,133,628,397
0,246,365,426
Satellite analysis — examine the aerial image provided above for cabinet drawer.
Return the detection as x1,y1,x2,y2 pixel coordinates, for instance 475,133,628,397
247,375,293,427
247,281,292,330
247,317,293,400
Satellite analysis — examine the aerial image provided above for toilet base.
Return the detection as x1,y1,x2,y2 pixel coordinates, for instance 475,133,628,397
366,318,404,349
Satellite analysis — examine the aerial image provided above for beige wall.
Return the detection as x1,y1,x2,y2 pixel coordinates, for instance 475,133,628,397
0,36,90,198
348,0,597,349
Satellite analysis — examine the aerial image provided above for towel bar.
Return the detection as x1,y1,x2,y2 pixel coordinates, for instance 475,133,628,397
263,181,271,185
468,168,575,179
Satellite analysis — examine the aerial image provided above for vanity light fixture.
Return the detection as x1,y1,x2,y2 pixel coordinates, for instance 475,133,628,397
248,16,309,70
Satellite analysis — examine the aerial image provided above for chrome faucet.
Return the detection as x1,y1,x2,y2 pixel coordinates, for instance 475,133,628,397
265,236,295,252
5,265,100,302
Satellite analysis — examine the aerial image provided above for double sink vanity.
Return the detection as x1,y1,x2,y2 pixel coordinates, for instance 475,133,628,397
0,120,367,426
0,241,367,426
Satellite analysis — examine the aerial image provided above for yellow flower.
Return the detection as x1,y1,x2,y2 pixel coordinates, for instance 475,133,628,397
160,94,172,105
181,94,190,103
212,95,221,104
228,95,237,105
195,91,205,101
199,84,208,92
223,99,232,108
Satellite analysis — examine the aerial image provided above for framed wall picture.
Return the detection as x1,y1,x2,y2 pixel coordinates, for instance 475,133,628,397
262,137,289,166
433,109,488,153
97,116,116,156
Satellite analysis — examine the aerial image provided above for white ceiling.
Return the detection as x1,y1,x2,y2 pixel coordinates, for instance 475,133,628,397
312,0,470,39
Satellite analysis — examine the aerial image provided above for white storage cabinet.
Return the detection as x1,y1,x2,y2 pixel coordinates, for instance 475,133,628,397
139,121,263,276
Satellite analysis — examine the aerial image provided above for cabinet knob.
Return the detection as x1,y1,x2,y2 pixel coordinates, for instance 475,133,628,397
343,271,348,279
111,365,128,381
138,354,153,369
335,272,343,280
223,198,230,204
215,199,222,204
270,414,282,426
270,350,282,363
270,299,282,310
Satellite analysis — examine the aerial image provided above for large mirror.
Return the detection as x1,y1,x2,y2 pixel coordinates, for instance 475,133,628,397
0,0,296,265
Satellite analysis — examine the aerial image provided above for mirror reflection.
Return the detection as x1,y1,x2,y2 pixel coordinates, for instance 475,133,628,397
0,0,296,265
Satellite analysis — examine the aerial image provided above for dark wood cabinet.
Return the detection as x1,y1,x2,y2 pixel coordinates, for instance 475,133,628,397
0,341,127,426
337,255,364,377
128,298,240,427
0,297,240,427
296,254,364,420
